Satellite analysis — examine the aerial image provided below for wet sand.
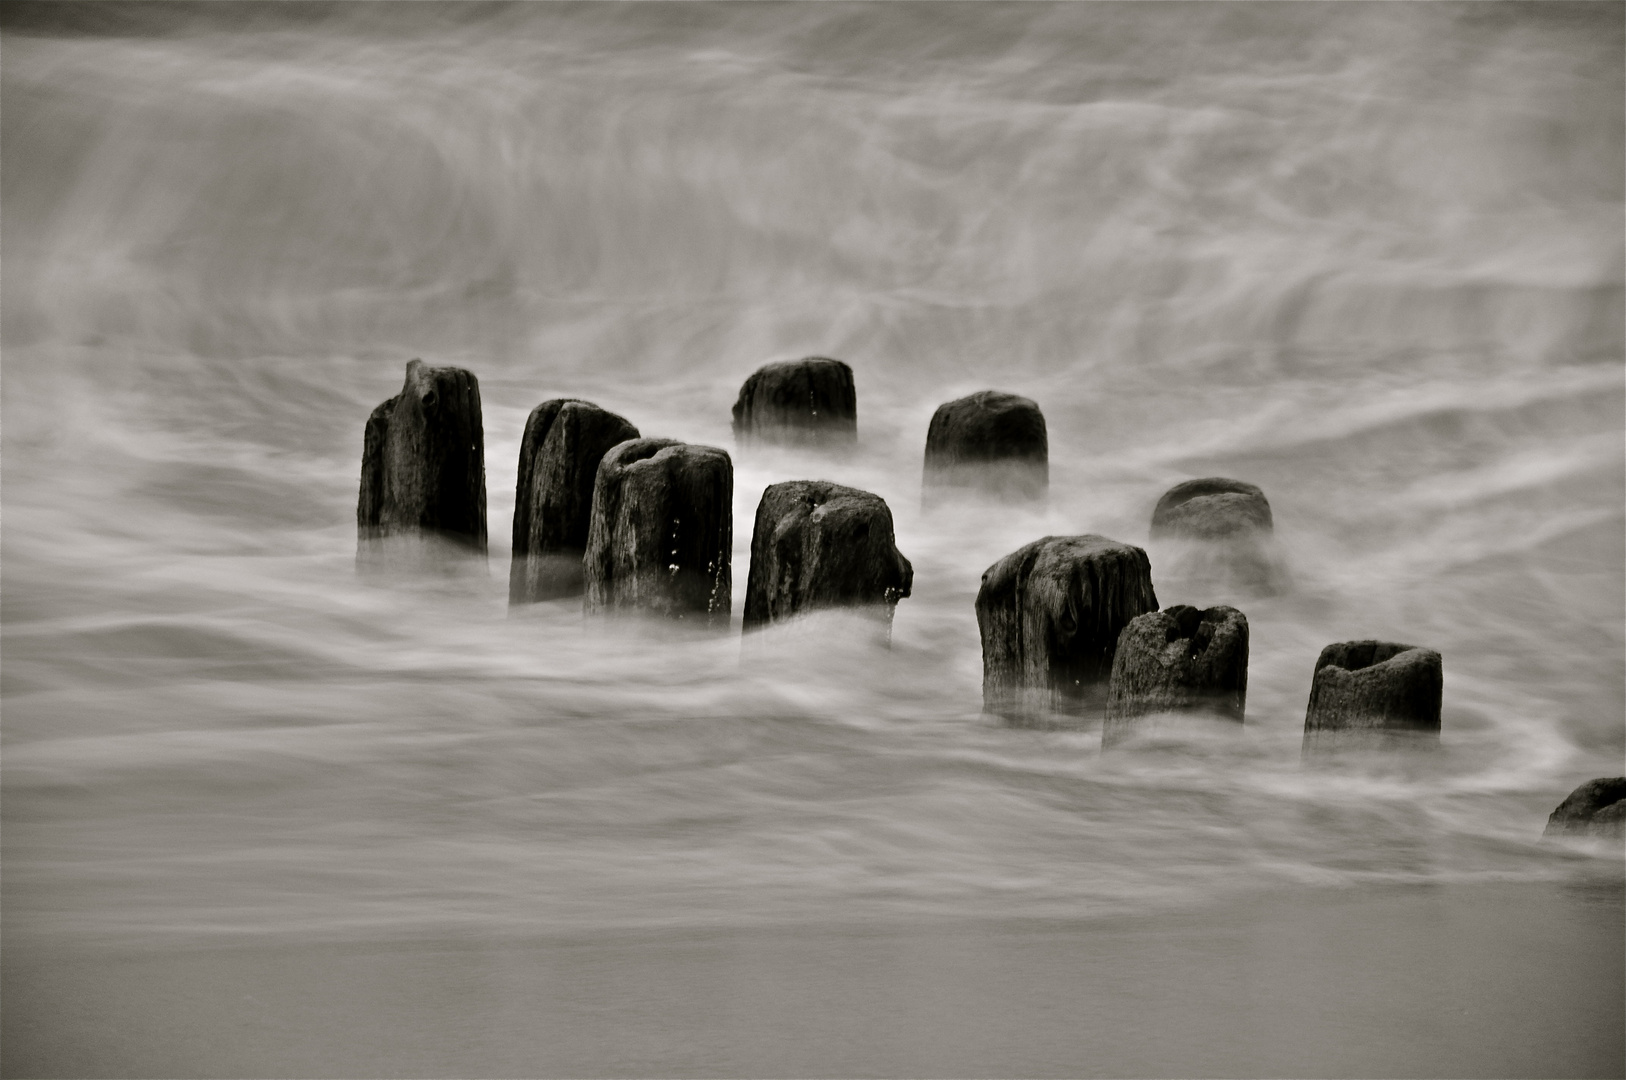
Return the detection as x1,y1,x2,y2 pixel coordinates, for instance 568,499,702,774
5,877,1620,1079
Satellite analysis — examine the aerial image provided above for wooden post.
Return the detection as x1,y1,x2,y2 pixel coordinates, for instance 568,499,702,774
584,438,733,626
1543,778,1626,838
976,535,1157,720
1302,641,1442,752
743,480,911,630
923,391,1047,503
357,359,486,555
510,399,639,603
1103,605,1249,748
1148,477,1281,595
732,357,857,446
1150,477,1273,540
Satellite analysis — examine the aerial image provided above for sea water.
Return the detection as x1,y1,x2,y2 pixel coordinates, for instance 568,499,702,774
2,4,1622,1076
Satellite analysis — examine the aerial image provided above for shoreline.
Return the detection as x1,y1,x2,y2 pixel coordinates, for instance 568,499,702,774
6,876,1621,1078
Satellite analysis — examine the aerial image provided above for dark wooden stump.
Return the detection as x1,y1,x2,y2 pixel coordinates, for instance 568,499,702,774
357,359,486,553
743,480,912,631
1302,640,1442,752
1150,477,1272,540
732,358,857,446
1103,605,1248,747
1543,777,1626,839
583,438,733,626
923,391,1047,503
1148,477,1283,595
976,535,1158,720
509,399,639,604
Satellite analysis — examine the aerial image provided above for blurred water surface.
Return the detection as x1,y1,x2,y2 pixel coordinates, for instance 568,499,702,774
2,2,1622,1073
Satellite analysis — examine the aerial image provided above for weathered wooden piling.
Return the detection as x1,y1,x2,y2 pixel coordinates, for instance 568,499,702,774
583,438,732,625
1150,477,1273,540
1148,477,1283,594
1302,640,1442,751
923,391,1048,502
743,481,912,630
732,358,857,446
510,399,639,603
1103,605,1248,747
976,535,1158,719
357,359,486,553
1543,777,1626,839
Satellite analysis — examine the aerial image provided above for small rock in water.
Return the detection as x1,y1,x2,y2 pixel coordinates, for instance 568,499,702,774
1302,640,1442,753
357,358,487,557
977,535,1158,721
743,480,912,631
1148,477,1283,595
1543,777,1626,839
510,399,639,604
731,357,857,446
1103,605,1248,748
584,437,732,626
923,390,1047,503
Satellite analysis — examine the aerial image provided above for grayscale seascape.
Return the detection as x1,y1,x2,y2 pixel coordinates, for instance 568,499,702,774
2,3,1622,1077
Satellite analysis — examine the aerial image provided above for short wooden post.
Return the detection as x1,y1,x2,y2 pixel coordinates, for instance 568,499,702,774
743,480,911,630
732,358,857,446
357,359,486,555
1103,605,1249,747
976,535,1157,719
923,391,1047,502
584,438,733,626
1543,778,1626,839
510,399,638,603
1302,640,1442,752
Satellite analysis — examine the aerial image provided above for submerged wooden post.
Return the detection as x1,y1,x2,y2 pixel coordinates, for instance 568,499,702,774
976,535,1157,720
583,438,733,626
1302,640,1442,752
743,480,912,630
1150,477,1273,540
732,358,857,446
1103,605,1249,748
1148,477,1282,594
510,399,639,603
923,391,1048,503
357,359,486,554
1543,778,1626,839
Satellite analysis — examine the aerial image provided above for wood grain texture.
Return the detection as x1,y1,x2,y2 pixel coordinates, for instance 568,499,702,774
357,359,486,551
976,534,1157,719
510,399,639,603
584,438,733,626
743,480,911,630
1104,605,1249,747
731,358,856,446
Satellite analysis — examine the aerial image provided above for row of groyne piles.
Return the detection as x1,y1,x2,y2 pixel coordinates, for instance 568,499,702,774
358,357,1624,837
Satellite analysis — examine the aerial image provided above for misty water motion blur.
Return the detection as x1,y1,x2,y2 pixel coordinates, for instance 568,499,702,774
2,3,1623,1076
